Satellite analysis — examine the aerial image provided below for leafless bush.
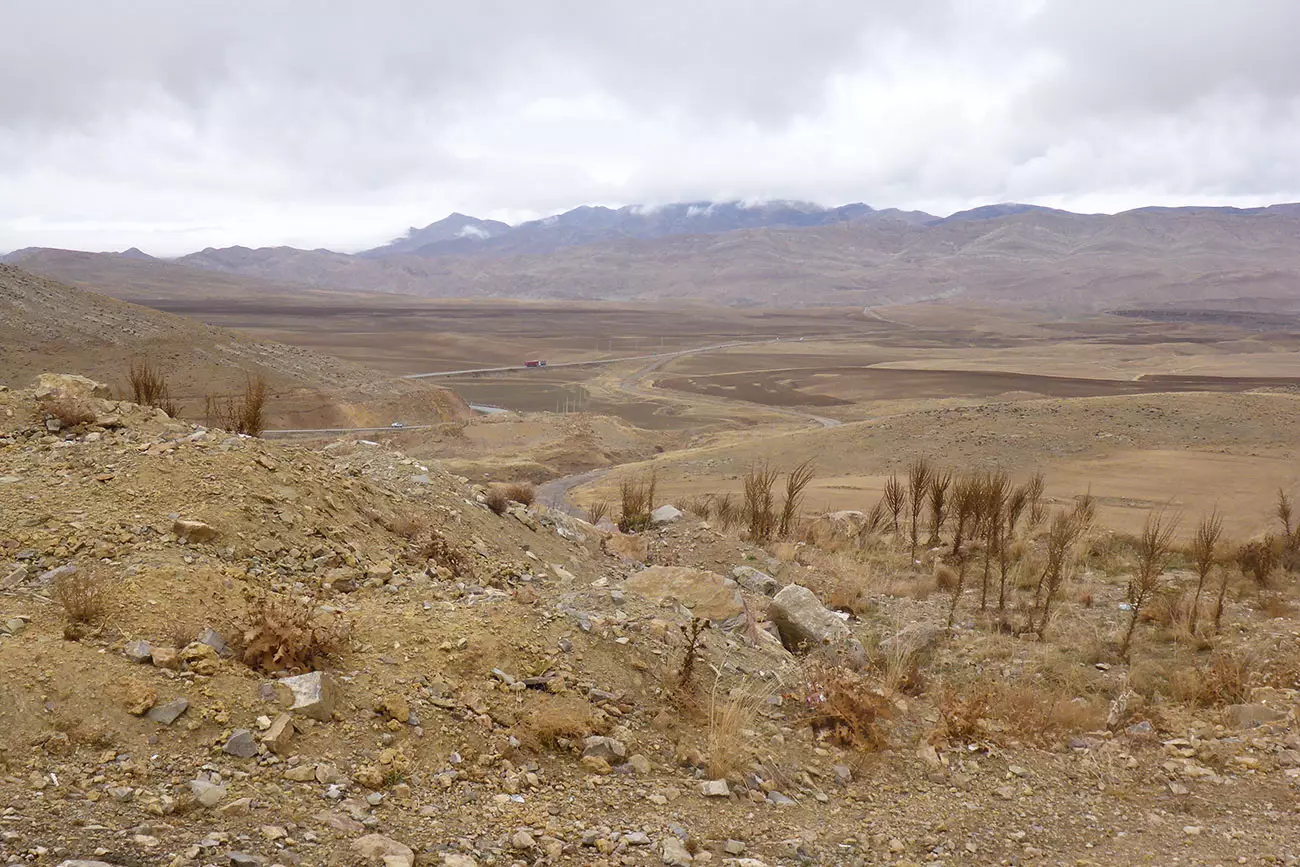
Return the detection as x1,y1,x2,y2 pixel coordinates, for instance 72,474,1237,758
743,463,780,542
926,469,953,546
713,493,739,532
1033,497,1093,638
1121,509,1179,658
237,590,345,673
37,396,97,428
1189,509,1223,633
793,660,889,750
882,474,906,539
906,457,933,559
205,374,268,436
778,460,815,538
681,495,713,519
503,482,535,506
585,498,610,525
128,358,179,416
55,568,109,624
484,488,509,515
416,531,473,576
1173,650,1253,707
516,695,610,752
618,471,657,533
1237,538,1278,588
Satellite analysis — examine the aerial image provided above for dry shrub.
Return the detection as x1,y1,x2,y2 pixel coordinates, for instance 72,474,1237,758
585,499,610,525
618,471,656,532
743,463,780,542
386,512,427,541
237,591,346,673
713,493,739,532
37,396,97,428
1173,651,1254,707
681,496,713,519
707,681,763,779
937,678,1104,746
503,482,535,506
166,619,200,650
792,661,889,750
55,568,109,624
205,374,268,436
1237,538,1278,588
416,531,472,576
127,358,179,416
1258,592,1294,619
515,695,609,752
779,460,815,538
933,563,958,592
484,488,509,515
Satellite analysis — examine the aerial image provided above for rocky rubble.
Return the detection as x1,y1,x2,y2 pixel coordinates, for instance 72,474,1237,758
1,377,1299,865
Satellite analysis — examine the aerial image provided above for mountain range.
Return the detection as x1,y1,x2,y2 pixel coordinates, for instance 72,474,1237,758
7,199,1300,312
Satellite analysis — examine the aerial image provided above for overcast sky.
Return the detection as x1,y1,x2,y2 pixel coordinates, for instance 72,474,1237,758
3,0,1300,255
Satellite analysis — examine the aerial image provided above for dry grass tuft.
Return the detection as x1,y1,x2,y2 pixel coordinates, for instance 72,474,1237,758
128,358,179,416
484,488,509,515
503,482,535,506
706,679,764,779
237,591,346,673
516,696,609,752
936,678,1104,746
416,531,472,576
1173,651,1254,707
585,498,610,525
55,568,110,624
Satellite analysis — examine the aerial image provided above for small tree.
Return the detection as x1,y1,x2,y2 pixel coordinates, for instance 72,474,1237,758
1121,510,1179,658
882,474,905,540
778,460,815,538
926,469,953,547
1188,509,1223,634
906,457,933,560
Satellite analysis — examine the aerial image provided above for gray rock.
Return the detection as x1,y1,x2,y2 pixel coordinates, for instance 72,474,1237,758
582,736,627,761
650,504,684,525
660,836,693,865
0,565,27,589
223,729,259,758
33,373,111,400
35,563,76,587
878,622,944,661
189,778,226,807
1,617,28,636
768,584,849,652
198,627,231,656
767,791,796,806
228,853,264,867
57,862,120,867
732,565,778,596
279,671,340,721
700,779,731,797
1225,703,1286,729
146,698,189,725
351,834,415,867
124,639,153,664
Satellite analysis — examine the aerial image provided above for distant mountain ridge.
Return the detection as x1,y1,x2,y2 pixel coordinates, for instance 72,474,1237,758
359,199,938,259
8,199,1300,313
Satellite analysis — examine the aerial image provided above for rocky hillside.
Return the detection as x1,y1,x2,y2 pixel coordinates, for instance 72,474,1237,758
2,375,1298,865
0,265,468,430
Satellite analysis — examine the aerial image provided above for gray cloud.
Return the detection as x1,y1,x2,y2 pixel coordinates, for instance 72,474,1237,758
3,0,1300,254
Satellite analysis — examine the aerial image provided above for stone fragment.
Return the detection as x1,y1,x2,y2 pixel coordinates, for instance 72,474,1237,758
124,639,152,663
278,671,339,721
223,729,259,758
650,504,683,525
261,713,295,755
625,566,744,621
189,779,226,808
150,646,180,670
122,680,157,716
732,565,778,596
700,779,730,797
351,835,415,867
146,698,189,725
582,736,627,761
173,519,220,543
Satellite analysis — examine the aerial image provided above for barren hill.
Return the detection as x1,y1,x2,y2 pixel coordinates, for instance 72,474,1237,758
0,264,467,429
10,203,1300,312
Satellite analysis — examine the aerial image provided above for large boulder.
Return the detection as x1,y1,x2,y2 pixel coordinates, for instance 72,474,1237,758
33,373,111,401
877,623,944,662
767,584,865,668
624,566,744,622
